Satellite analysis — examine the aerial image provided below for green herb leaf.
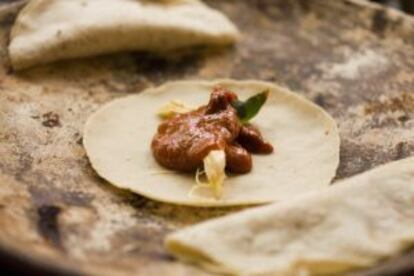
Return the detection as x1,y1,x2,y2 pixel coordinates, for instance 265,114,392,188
231,90,269,122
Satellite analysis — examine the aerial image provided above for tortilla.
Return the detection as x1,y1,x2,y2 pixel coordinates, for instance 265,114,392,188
83,80,339,207
166,157,414,275
9,0,239,70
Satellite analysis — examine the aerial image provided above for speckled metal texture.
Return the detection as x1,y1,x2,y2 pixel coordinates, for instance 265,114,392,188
0,0,414,275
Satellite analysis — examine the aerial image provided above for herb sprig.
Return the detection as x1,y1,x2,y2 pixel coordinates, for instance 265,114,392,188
231,90,269,123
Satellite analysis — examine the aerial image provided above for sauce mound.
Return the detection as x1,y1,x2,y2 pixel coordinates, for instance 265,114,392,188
151,87,273,174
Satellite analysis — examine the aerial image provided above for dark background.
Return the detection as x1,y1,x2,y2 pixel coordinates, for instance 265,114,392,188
372,0,414,13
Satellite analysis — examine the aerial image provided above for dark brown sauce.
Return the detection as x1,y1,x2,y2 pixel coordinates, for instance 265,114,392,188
151,87,273,174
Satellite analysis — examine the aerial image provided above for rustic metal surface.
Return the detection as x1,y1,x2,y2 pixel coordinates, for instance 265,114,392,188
0,0,414,275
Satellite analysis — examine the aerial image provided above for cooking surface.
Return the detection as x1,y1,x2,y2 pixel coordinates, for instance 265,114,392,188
0,0,414,275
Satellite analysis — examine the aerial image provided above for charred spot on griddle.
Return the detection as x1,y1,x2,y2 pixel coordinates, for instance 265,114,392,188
37,205,63,249
0,11,16,28
146,251,175,262
124,193,150,210
297,0,311,13
393,141,414,161
371,9,388,36
29,185,93,208
132,50,203,81
314,94,327,108
397,115,410,123
42,112,61,128
73,132,83,146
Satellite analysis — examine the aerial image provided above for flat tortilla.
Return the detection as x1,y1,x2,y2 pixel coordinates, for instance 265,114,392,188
9,0,239,70
166,157,414,275
83,80,340,207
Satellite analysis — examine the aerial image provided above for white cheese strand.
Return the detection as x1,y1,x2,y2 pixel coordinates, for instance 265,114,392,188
203,150,226,199
188,150,227,200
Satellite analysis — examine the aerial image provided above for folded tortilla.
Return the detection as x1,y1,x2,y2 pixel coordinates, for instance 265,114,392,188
166,157,414,275
9,0,239,70
83,79,340,207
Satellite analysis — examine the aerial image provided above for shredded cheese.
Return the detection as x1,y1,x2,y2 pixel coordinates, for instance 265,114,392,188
157,100,194,119
204,150,226,199
189,150,226,200
188,169,212,200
